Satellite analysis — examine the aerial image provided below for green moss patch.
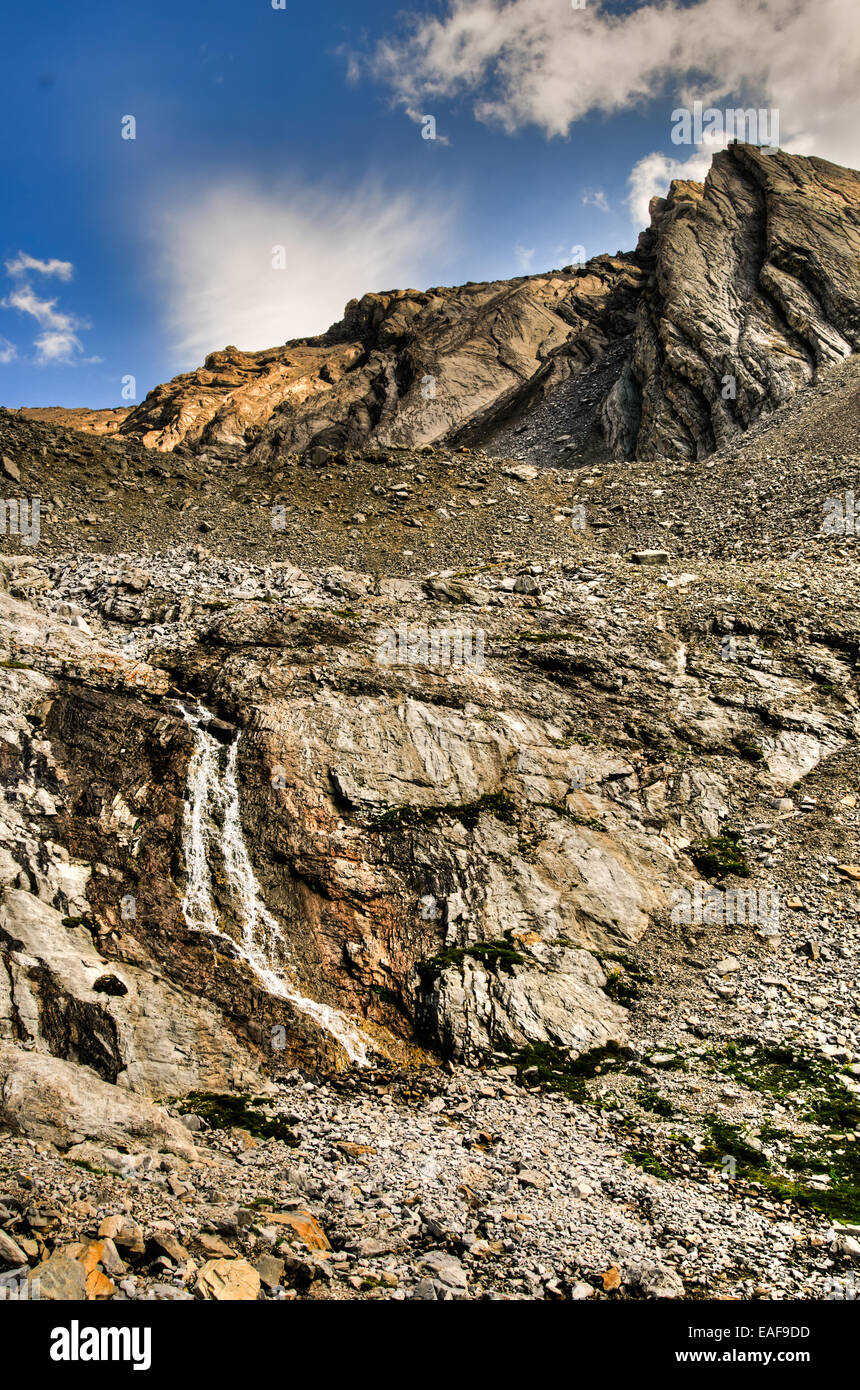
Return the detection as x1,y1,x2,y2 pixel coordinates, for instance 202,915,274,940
603,967,640,1006
709,1041,860,1124
599,954,651,1008
690,829,750,879
700,1044,860,1221
371,792,518,833
637,1087,676,1118
701,1116,767,1169
417,938,526,986
538,801,605,831
625,1148,676,1181
175,1092,300,1145
732,735,766,764
494,1041,635,1102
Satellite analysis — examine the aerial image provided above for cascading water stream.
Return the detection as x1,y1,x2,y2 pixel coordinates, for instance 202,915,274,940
178,702,369,1065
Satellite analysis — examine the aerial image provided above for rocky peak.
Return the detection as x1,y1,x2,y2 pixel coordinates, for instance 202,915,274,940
604,145,860,459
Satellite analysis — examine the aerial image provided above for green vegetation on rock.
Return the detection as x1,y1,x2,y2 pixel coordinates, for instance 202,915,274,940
690,829,750,879
371,792,518,833
175,1092,300,1145
417,938,527,985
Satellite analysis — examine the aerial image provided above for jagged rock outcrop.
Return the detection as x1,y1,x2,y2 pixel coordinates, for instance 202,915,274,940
417,944,628,1065
603,145,860,459
115,259,643,456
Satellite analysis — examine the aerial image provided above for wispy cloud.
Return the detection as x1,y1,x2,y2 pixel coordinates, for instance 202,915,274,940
153,177,457,365
371,0,860,222
582,188,609,212
0,337,16,365
4,252,74,281
1,251,93,365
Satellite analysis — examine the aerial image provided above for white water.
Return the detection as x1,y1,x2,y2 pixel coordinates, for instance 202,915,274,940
179,702,369,1065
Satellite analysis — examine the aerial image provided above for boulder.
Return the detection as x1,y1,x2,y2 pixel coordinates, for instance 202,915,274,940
0,1045,197,1159
27,1254,87,1302
195,1258,261,1301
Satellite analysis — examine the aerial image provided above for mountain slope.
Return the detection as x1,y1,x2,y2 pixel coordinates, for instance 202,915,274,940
104,145,856,466
116,259,642,458
26,147,856,471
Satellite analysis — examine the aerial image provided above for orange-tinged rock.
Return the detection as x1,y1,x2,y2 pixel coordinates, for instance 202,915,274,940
196,1233,235,1258
86,1268,116,1300
602,1265,622,1292
81,1240,106,1276
267,1210,330,1251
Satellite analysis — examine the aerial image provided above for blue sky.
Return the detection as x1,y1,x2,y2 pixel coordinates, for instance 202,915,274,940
1,0,856,408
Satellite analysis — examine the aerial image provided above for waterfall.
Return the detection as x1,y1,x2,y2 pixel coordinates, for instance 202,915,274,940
178,702,369,1065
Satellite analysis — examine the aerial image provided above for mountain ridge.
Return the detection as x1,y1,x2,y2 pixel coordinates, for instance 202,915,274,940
21,144,858,469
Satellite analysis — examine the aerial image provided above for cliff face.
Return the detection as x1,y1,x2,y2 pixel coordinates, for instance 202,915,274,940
1,359,859,1298
603,146,860,459
1,403,857,1091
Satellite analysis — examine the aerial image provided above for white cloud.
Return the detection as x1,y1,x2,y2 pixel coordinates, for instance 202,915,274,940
154,178,457,365
1,252,91,365
372,0,860,210
0,337,16,365
626,140,722,227
33,328,85,365
582,188,609,212
4,252,74,281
